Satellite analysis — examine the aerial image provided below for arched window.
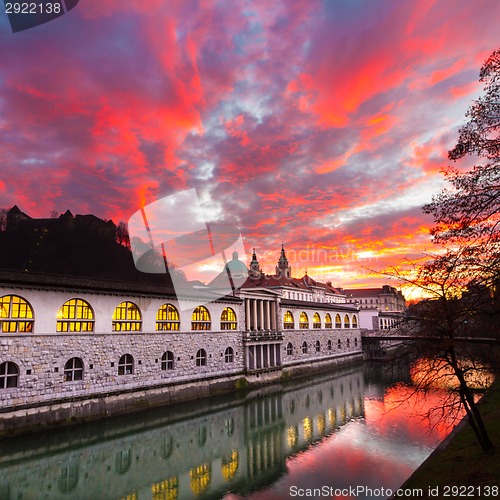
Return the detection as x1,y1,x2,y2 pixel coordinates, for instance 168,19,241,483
302,341,308,354
352,315,358,328
192,306,211,330
190,464,211,496
287,425,298,448
283,311,294,329
115,450,132,475
347,338,350,348
286,342,293,355
344,314,350,328
57,299,94,332
0,361,19,388
118,354,134,375
161,351,174,370
112,302,141,332
313,313,321,329
335,314,342,328
299,312,309,329
221,307,237,330
354,337,358,347
224,347,234,363
64,357,83,381
58,464,79,494
196,349,207,366
315,340,321,352
221,450,239,482
327,339,332,351
325,313,332,329
152,478,177,499
0,295,34,333
337,339,342,349
156,304,180,331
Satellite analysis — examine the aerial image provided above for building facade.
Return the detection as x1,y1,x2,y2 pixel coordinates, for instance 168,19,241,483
0,248,362,433
342,285,406,312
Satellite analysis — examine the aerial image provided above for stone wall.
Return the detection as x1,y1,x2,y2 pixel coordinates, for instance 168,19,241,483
0,331,244,409
281,328,362,366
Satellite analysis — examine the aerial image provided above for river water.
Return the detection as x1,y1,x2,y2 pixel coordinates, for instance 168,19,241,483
0,362,459,500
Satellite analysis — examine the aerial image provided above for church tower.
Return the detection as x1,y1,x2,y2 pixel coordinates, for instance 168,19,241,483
275,243,292,278
249,248,262,279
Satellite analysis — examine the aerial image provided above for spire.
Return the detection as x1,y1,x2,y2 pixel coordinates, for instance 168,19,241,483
276,243,292,278
249,247,262,278
278,243,289,267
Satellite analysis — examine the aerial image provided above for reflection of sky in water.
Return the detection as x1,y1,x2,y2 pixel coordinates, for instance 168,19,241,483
0,366,467,500
243,385,460,500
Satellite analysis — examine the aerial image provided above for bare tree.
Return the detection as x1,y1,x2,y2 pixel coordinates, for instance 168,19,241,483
424,47,500,290
0,208,7,232
383,48,500,452
387,254,495,452
116,221,131,249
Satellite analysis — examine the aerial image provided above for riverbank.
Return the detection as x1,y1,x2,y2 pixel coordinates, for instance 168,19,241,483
398,380,500,498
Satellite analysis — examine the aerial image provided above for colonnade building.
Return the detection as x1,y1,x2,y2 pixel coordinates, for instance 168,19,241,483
0,246,362,434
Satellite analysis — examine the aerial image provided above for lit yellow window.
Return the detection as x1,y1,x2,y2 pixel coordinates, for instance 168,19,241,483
0,295,34,333
57,299,94,332
220,307,237,330
299,312,309,329
325,313,332,328
287,426,298,448
335,314,342,328
303,416,312,441
152,477,178,500
191,306,211,331
313,313,321,328
156,304,180,331
344,314,350,328
317,414,325,435
283,310,294,329
112,302,141,332
190,464,211,496
221,450,239,482
352,315,358,328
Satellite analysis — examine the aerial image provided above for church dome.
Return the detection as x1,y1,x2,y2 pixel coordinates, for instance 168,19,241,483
224,251,248,276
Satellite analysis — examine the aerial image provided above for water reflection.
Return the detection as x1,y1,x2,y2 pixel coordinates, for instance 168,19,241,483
0,364,459,500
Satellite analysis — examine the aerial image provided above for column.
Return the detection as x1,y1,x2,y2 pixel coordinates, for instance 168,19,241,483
252,299,257,331
245,299,251,331
276,344,281,366
271,302,277,330
269,343,275,366
259,300,264,331
265,301,271,330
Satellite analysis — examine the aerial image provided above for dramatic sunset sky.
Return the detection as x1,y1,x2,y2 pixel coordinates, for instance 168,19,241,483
1,1,500,290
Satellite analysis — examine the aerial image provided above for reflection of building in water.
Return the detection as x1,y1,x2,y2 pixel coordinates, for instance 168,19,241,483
0,245,363,432
0,368,364,500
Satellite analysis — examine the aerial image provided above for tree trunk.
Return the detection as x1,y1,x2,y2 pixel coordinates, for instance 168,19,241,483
449,347,494,452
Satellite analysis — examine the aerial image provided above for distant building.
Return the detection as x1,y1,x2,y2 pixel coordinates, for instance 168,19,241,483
342,285,406,312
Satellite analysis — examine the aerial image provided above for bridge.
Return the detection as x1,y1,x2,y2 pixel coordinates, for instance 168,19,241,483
363,333,500,344
361,331,500,360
